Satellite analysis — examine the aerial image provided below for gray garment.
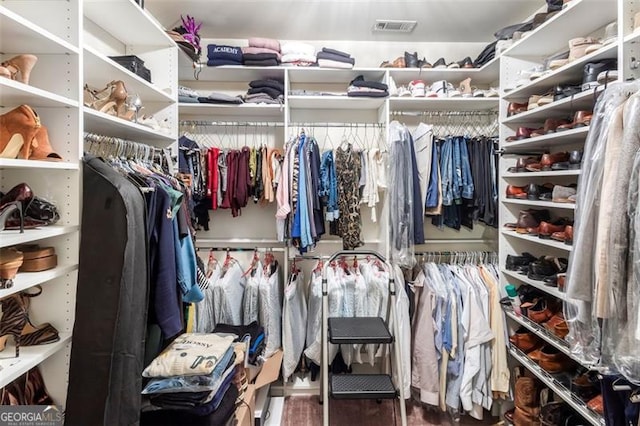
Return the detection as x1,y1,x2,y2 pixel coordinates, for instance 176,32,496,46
411,276,439,406
282,272,307,381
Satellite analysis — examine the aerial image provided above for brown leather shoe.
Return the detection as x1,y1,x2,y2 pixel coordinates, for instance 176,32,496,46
508,156,540,172
543,312,568,339
538,220,570,238
513,369,542,425
506,185,527,199
551,230,567,243
532,345,574,373
506,127,536,142
531,119,571,137
525,298,558,323
564,225,573,245
513,210,542,234
509,327,543,352
540,152,570,170
587,395,604,415
556,110,593,130
508,102,529,117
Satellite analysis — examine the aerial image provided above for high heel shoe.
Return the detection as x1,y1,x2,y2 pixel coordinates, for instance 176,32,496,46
0,294,27,357
0,247,24,280
1,55,38,85
458,77,474,97
17,287,59,347
0,202,24,233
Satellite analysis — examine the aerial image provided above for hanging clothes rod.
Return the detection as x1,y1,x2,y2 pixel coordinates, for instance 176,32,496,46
196,246,286,253
288,255,329,260
390,110,498,117
414,250,496,255
417,239,495,244
289,122,385,128
179,120,285,127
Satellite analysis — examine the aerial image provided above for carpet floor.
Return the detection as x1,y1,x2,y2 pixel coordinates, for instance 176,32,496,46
281,396,501,426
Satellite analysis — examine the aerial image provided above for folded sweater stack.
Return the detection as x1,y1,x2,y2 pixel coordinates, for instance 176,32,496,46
347,75,388,98
281,42,316,66
243,37,281,66
207,44,243,67
317,47,355,69
245,79,284,104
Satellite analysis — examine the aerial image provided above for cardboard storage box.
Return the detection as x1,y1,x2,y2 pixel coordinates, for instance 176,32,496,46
235,350,283,426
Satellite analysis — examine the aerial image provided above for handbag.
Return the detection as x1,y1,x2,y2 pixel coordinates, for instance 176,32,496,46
108,55,152,83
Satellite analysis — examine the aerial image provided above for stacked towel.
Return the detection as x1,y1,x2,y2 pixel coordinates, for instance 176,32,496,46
207,44,243,67
244,79,284,104
281,42,316,66
347,75,388,98
317,47,355,69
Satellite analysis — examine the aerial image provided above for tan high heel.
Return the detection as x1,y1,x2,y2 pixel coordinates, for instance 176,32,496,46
458,77,473,97
84,81,127,116
1,55,38,85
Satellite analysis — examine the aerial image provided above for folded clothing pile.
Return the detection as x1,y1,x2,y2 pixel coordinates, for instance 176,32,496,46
347,75,388,98
179,85,200,103
242,37,281,66
197,92,244,105
140,333,245,426
245,79,284,104
317,47,355,69
207,44,243,67
281,42,316,66
213,321,266,365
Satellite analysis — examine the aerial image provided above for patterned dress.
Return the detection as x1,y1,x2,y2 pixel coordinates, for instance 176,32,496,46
334,144,363,250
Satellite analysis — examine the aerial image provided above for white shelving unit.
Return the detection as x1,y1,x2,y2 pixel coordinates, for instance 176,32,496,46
499,1,621,420
0,0,81,408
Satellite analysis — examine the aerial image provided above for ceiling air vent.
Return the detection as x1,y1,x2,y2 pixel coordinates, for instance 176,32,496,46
373,20,417,33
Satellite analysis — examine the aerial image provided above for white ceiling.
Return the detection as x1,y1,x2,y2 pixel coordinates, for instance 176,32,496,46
145,0,543,43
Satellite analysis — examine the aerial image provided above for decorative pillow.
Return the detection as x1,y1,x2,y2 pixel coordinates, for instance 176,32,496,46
142,333,236,378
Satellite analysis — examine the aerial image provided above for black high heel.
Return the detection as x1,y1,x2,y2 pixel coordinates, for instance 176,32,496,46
0,202,24,233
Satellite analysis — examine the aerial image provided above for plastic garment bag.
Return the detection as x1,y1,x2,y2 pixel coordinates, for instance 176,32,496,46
564,81,640,364
259,265,282,357
243,261,263,325
282,271,307,381
214,262,246,326
388,121,416,268
304,268,323,365
194,263,220,333
391,265,412,399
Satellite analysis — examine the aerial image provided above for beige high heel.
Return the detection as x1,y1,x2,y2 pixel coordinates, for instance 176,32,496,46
1,55,38,85
458,78,473,97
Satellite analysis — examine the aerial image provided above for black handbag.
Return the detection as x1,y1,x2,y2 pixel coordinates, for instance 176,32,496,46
108,55,152,83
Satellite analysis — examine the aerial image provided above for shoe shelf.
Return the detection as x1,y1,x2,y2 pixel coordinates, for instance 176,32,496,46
501,229,573,252
501,0,616,58
83,0,173,48
503,306,596,368
502,126,589,153
388,57,500,86
0,6,79,56
389,97,499,112
0,264,78,300
503,43,618,102
0,332,72,388
83,107,175,146
502,268,567,301
0,159,80,170
288,95,386,110
83,46,175,105
501,198,576,210
508,345,605,426
502,90,600,126
178,103,284,120
502,170,581,178
0,225,79,249
0,78,79,109
179,64,286,83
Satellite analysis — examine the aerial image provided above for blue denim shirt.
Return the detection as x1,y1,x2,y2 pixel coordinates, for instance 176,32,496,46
459,136,474,200
425,142,440,209
440,138,454,206
297,135,313,248
173,220,204,303
452,137,463,202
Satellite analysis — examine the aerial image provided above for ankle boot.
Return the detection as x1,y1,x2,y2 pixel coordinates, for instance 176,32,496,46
0,54,38,85
0,105,41,159
404,51,419,68
513,367,542,426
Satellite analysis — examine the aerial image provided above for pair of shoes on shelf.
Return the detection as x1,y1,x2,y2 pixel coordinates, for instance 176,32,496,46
0,183,60,233
84,80,144,122
0,105,63,162
0,285,60,358
0,55,38,85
